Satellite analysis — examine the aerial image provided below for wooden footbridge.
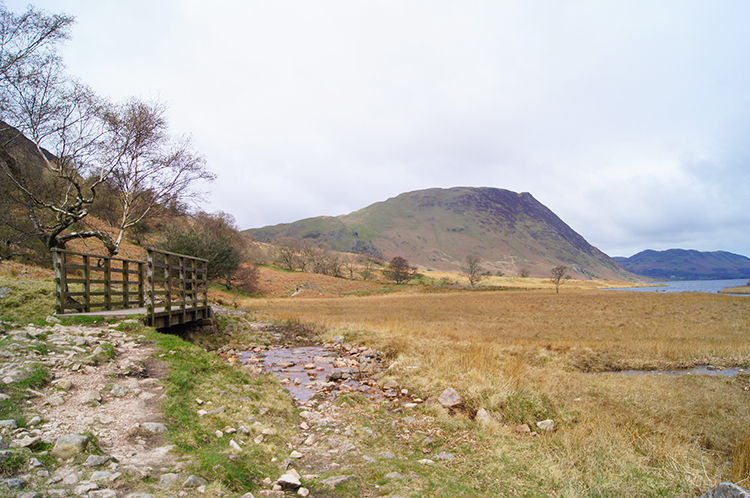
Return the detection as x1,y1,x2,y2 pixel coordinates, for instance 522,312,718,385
52,248,211,329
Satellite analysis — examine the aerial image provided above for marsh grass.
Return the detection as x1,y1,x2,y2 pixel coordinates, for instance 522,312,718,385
243,288,750,495
732,427,750,486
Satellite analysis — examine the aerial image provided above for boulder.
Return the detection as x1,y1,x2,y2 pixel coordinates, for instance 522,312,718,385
0,419,17,429
80,390,102,406
83,455,112,467
277,473,301,489
51,434,89,460
438,388,463,408
159,473,180,487
182,475,208,488
701,483,750,498
141,422,168,433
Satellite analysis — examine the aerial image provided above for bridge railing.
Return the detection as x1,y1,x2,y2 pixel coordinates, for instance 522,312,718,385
146,248,209,327
52,247,209,327
52,248,147,314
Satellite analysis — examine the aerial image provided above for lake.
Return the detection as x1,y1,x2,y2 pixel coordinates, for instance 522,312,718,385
605,278,750,295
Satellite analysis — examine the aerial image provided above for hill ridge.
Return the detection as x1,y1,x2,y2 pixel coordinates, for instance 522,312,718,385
614,248,750,280
245,186,636,280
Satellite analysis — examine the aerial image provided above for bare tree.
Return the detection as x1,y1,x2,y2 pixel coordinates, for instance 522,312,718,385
0,4,113,258
550,265,570,293
274,238,301,271
519,268,530,278
0,64,118,254
359,257,376,281
384,256,417,284
463,254,483,287
0,4,73,79
342,254,358,279
100,98,215,254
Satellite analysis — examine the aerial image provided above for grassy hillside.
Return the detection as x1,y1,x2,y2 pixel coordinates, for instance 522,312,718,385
245,187,637,281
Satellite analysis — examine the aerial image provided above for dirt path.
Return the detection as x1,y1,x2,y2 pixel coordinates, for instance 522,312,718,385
1,320,183,497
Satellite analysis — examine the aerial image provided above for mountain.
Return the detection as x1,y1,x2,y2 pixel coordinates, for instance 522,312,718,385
245,187,636,281
613,249,750,280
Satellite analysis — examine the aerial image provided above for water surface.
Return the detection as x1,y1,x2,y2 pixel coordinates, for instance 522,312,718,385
605,278,749,295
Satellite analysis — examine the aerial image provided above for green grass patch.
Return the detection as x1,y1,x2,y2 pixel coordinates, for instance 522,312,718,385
0,276,56,324
0,451,26,477
141,326,298,493
0,362,49,425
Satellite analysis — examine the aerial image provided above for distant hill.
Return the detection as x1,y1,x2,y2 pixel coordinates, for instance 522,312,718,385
613,249,750,280
245,187,637,281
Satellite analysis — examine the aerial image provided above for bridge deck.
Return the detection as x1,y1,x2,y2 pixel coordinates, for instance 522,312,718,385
56,305,212,329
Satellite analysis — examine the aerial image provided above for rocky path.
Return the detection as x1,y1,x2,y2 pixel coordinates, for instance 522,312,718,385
0,319,197,498
213,313,473,498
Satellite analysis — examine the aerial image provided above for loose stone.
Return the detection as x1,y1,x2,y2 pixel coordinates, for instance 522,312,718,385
89,490,117,498
141,422,168,433
320,475,357,488
536,419,555,431
475,408,492,425
51,434,89,460
182,475,208,488
84,455,111,467
159,473,180,487
438,388,463,408
73,482,99,495
5,477,27,490
277,473,301,489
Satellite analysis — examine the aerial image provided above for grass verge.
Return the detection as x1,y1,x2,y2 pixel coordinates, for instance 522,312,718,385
123,321,298,494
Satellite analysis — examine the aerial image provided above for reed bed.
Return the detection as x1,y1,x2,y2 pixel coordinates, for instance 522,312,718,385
242,288,750,495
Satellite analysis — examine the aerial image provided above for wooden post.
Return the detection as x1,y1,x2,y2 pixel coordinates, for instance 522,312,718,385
122,260,130,308
179,255,186,323
202,259,208,307
52,249,64,314
104,257,111,310
166,253,172,318
83,255,91,312
191,258,198,307
146,249,155,325
138,260,145,307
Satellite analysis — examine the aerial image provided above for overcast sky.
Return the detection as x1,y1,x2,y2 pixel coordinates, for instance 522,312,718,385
7,0,750,258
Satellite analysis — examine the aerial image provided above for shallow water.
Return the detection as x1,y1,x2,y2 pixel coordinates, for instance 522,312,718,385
597,366,746,377
238,346,384,403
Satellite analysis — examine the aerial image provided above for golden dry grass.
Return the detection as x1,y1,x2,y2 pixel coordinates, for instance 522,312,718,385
241,287,750,494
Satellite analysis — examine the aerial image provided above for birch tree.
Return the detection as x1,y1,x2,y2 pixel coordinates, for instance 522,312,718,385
101,98,215,253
